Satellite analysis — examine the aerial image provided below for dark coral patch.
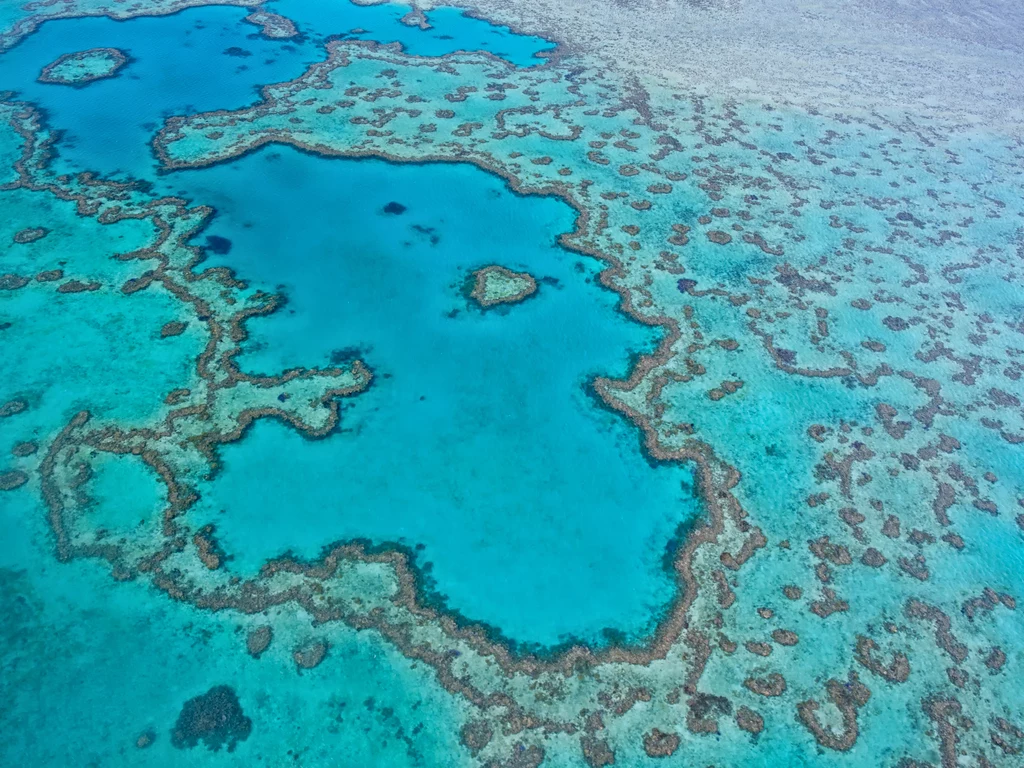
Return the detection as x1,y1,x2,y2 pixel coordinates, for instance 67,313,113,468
246,625,273,658
0,399,28,417
14,227,49,244
0,274,30,291
170,685,252,752
135,729,156,749
12,441,38,458
0,471,29,491
329,345,368,365
642,728,680,757
293,638,329,670
57,280,101,293
204,235,233,254
460,720,494,754
383,201,407,214
192,524,226,570
736,706,764,735
161,321,188,338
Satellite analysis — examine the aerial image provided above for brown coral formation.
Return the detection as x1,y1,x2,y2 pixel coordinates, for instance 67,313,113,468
0,398,28,417
461,720,494,754
854,635,910,683
38,47,128,86
580,735,615,767
243,10,298,39
13,226,48,244
293,639,329,670
0,470,29,491
192,524,226,570
796,673,871,751
170,685,251,752
744,673,787,697
735,707,764,735
641,728,680,757
246,625,273,658
468,264,538,308
160,320,187,338
12,441,38,457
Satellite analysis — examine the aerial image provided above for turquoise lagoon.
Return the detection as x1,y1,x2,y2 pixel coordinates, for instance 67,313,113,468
4,0,1024,766
3,1,698,648
0,135,467,767
0,4,703,765
176,146,700,648
0,2,553,179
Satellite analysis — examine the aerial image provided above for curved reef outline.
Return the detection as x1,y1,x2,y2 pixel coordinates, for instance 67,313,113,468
467,264,538,308
0,0,256,52
125,39,1024,765
3,79,766,765
37,47,128,87
6,15,1024,766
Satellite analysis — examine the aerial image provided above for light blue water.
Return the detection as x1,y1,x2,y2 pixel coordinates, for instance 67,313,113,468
6,1,1024,765
0,474,468,768
0,2,553,179
270,0,554,62
177,146,702,649
0,103,476,766
0,187,199,462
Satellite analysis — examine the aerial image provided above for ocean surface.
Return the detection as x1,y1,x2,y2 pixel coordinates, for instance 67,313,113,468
1,1,1022,766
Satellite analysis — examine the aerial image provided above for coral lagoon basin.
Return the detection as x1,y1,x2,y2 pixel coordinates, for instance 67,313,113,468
1,0,1023,766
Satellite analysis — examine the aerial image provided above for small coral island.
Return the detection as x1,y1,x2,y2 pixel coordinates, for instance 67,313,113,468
243,10,299,39
38,47,128,86
468,265,538,309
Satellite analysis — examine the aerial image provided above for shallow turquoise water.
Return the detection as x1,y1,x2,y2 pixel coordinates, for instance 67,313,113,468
0,188,197,461
0,1,699,645
177,146,701,648
0,482,467,767
0,2,553,178
270,0,554,62
0,4,698,763
3,0,1024,766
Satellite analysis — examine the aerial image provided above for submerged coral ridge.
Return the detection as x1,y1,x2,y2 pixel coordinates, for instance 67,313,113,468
469,264,538,308
1,1,1023,766
0,0,254,51
1,98,369,581
37,47,127,86
147,36,1024,765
